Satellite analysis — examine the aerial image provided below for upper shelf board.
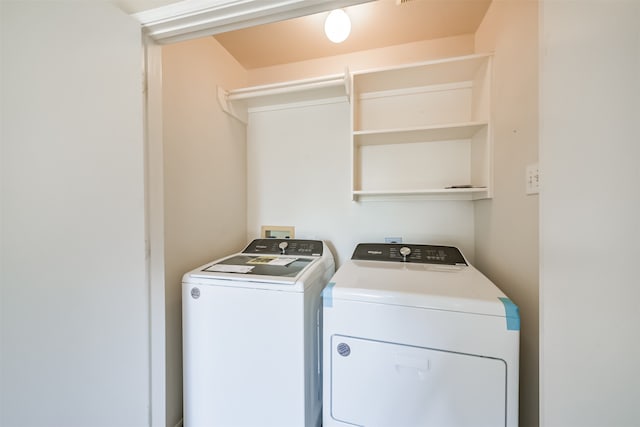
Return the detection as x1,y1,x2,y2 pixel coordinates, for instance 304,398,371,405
352,53,492,94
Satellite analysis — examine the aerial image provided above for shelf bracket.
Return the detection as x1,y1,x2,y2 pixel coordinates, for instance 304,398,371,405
217,86,248,125
344,66,351,102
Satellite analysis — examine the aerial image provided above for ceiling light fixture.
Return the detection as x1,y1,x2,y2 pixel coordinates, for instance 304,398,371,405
324,9,351,43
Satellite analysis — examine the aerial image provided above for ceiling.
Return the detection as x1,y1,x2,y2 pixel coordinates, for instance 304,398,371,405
119,0,491,70
215,0,491,69
213,0,491,69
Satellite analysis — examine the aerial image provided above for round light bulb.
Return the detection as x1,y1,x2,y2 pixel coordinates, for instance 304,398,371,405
324,9,351,44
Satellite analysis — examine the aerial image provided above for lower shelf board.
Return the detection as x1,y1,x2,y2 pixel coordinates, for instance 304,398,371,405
352,187,490,201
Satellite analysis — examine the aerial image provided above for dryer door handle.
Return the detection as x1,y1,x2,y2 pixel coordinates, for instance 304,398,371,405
394,354,430,379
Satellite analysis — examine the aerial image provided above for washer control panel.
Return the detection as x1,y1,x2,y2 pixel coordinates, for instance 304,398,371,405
351,243,467,265
243,239,323,256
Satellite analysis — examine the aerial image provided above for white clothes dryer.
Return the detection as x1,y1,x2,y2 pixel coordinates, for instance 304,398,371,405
183,239,334,427
322,243,519,427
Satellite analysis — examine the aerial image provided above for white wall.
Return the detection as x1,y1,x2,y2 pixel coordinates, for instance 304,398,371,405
474,1,539,426
539,1,640,426
247,100,476,265
0,2,150,426
161,36,248,426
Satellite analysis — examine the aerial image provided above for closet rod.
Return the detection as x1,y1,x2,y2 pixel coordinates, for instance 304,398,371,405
226,73,348,101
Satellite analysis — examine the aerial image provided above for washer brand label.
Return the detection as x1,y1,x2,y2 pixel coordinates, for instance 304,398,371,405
190,287,200,299
367,250,382,255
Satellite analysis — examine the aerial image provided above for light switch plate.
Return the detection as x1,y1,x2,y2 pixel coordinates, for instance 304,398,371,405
526,163,539,195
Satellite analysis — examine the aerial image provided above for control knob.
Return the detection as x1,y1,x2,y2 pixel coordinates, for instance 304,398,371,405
278,241,288,254
399,246,411,262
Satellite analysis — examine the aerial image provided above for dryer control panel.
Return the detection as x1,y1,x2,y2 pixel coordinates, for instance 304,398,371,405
351,243,467,265
243,239,323,256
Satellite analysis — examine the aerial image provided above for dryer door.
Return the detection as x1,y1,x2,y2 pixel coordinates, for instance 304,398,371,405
329,335,507,427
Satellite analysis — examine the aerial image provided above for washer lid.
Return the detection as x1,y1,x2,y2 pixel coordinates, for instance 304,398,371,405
188,254,317,284
327,259,509,317
186,239,328,285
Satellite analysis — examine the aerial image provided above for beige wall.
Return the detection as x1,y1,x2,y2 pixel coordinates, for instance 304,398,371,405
247,34,474,85
162,36,248,426
474,1,539,426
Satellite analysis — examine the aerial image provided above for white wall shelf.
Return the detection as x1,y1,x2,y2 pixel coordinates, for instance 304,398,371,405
352,187,490,201
352,54,492,94
354,121,488,146
350,53,493,201
216,54,493,202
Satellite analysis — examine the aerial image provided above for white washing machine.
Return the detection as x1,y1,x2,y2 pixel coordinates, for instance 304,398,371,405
183,239,334,427
323,243,519,427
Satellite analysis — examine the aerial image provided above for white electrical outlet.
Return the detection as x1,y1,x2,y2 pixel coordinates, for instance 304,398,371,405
526,163,539,195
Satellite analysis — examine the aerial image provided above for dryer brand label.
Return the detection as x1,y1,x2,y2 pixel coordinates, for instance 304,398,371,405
337,342,351,357
190,287,200,299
